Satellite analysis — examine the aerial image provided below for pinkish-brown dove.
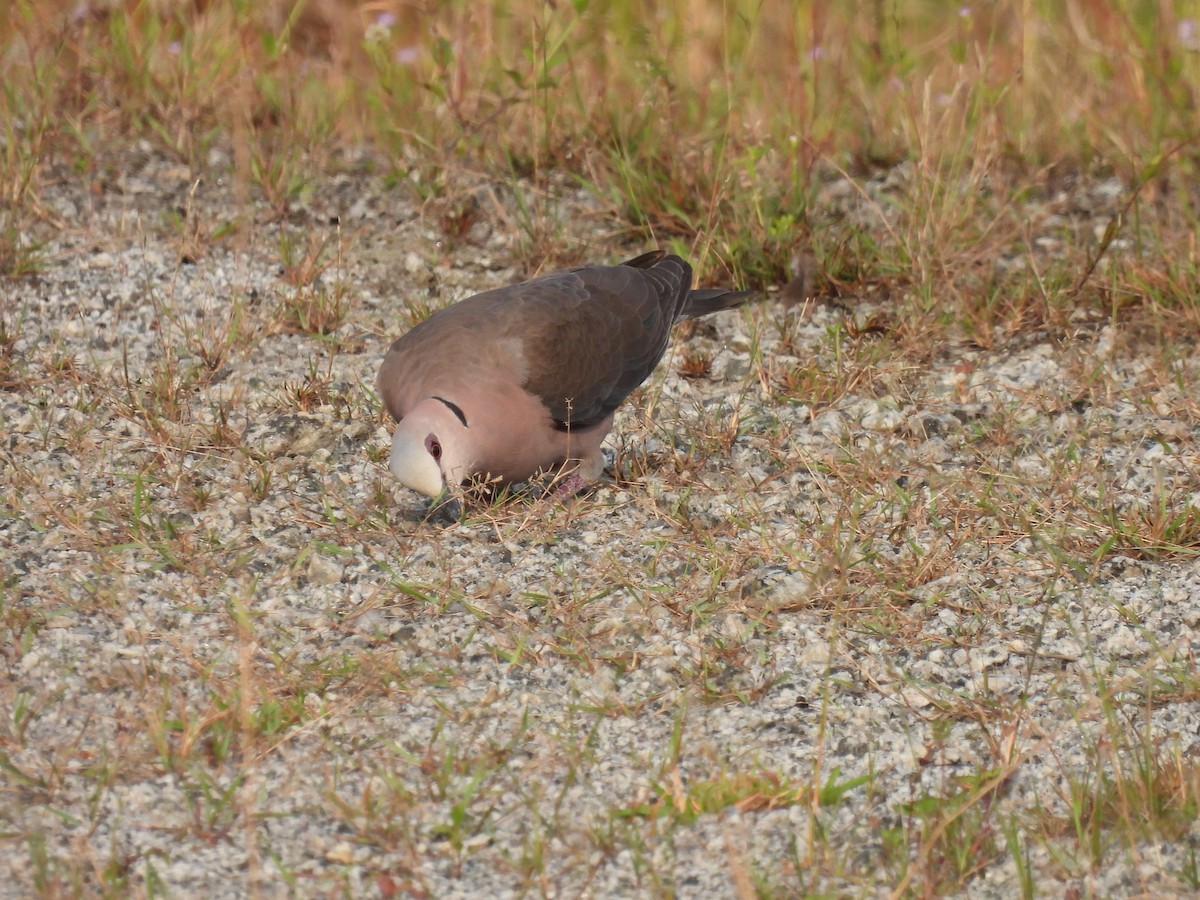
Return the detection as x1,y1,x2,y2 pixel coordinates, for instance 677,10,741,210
377,250,755,500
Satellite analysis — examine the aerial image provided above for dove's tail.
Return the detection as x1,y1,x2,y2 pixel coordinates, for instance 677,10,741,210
682,288,758,319
620,249,757,318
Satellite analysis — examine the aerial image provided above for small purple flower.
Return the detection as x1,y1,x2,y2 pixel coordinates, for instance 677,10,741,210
364,12,399,47
1179,19,1199,50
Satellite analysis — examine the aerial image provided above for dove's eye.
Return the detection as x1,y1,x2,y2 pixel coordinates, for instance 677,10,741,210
425,434,442,460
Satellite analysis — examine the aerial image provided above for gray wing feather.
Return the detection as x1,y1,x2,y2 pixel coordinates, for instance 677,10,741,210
516,256,693,428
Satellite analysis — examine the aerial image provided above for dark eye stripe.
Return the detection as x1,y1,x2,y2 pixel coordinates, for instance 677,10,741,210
432,396,468,427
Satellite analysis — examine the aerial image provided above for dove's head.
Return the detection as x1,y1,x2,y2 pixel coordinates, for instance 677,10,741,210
388,397,472,498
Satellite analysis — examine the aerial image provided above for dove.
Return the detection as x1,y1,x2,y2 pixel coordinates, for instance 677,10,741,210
377,250,755,500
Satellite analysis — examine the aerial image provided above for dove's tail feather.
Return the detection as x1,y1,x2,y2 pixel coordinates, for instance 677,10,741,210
682,289,758,319
621,249,757,318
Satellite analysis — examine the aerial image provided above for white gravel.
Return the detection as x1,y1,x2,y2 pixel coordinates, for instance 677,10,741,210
1,146,1199,898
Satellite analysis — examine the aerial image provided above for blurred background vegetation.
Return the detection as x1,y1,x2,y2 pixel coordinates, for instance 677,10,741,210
4,0,1200,316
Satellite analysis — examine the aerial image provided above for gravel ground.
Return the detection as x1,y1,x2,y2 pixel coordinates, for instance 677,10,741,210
2,145,1199,897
